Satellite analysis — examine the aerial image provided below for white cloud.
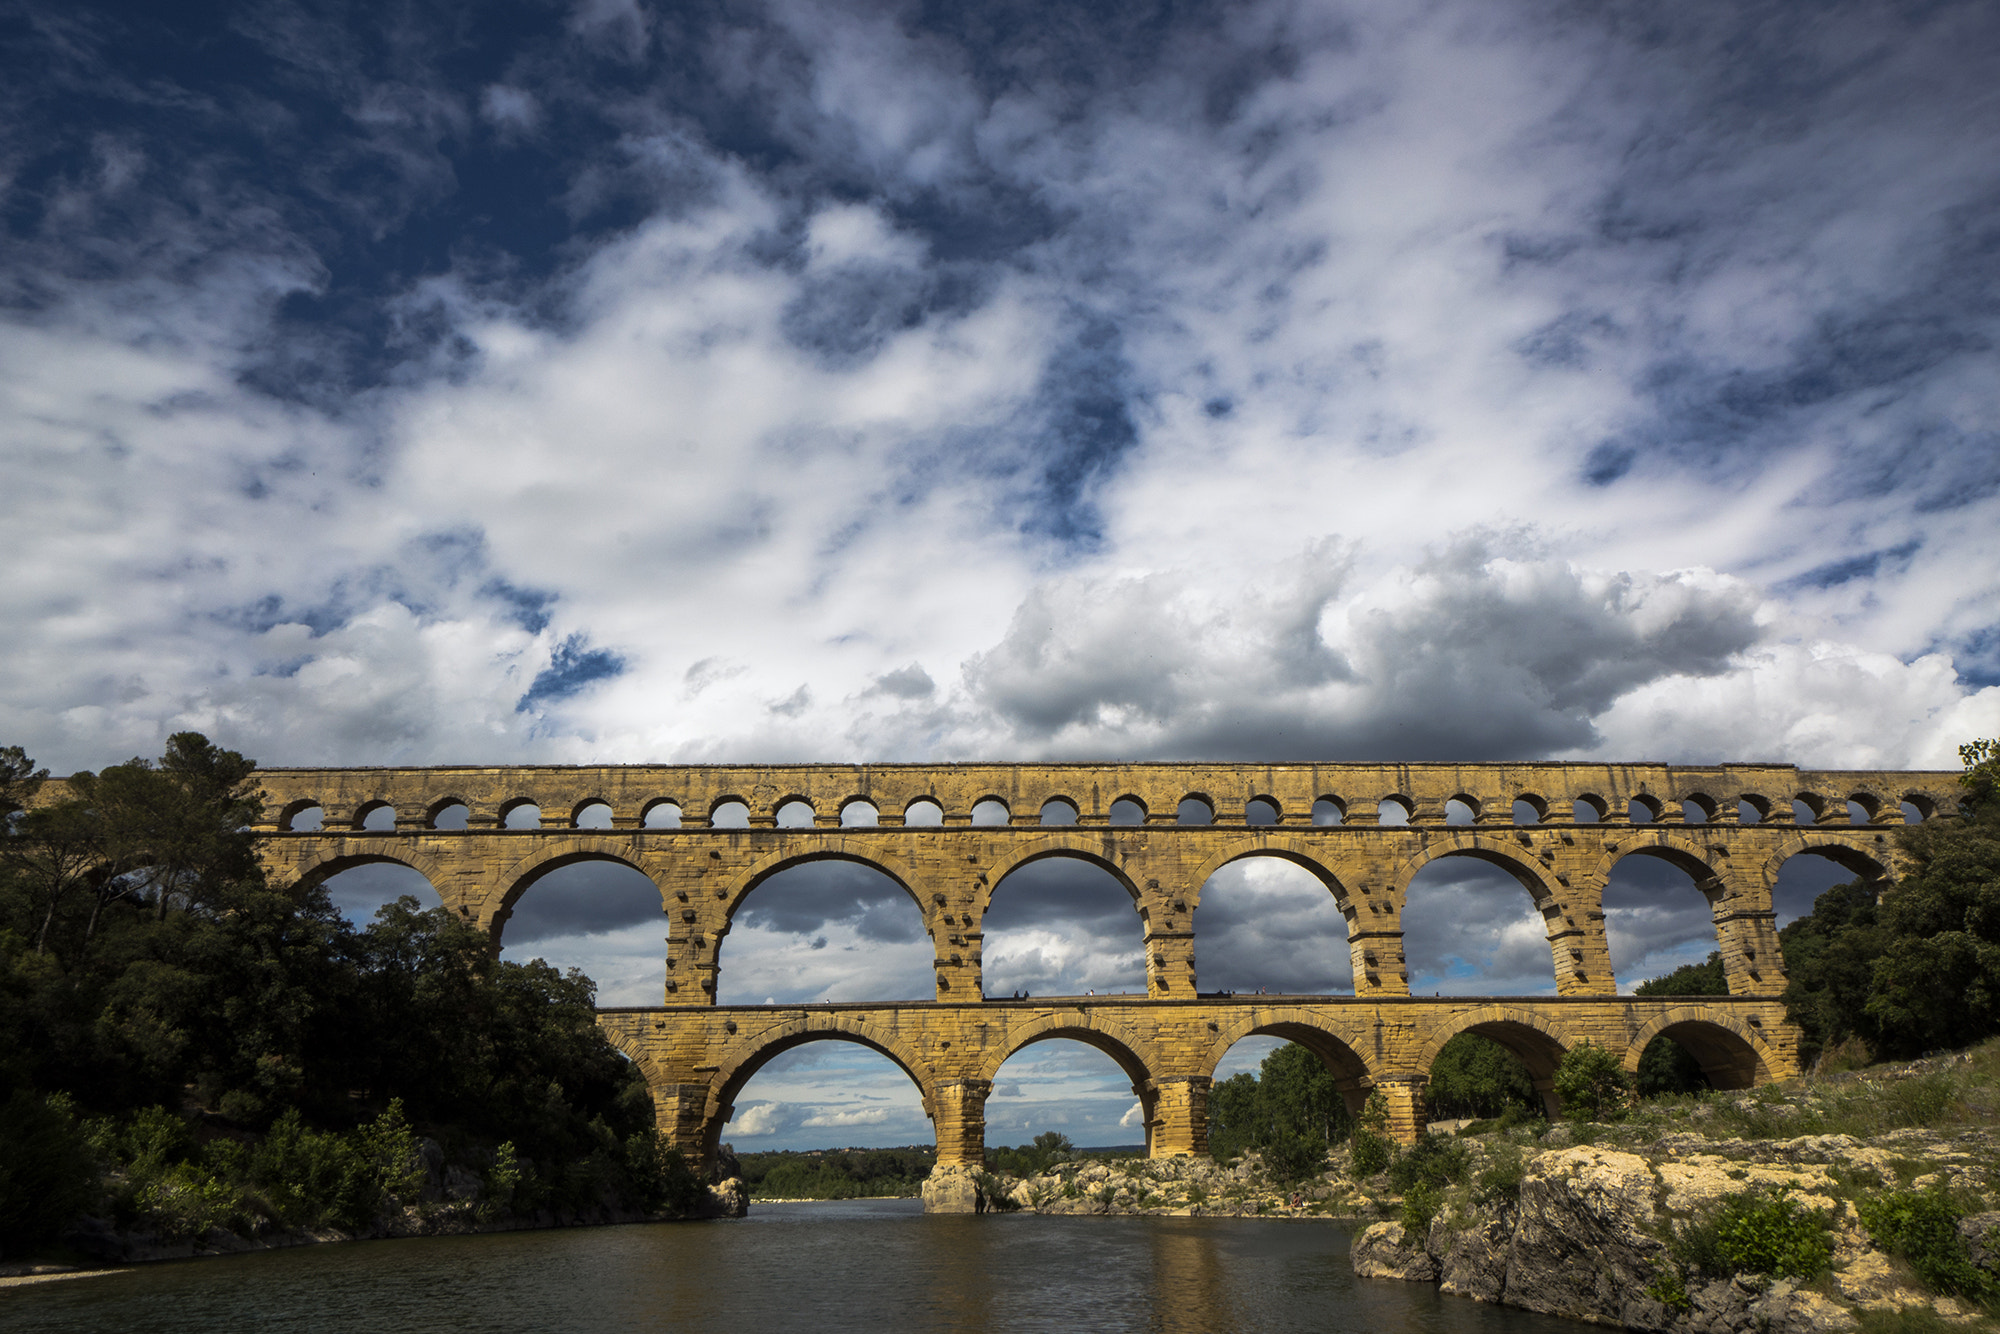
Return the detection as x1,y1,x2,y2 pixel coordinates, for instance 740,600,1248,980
728,1101,792,1137
5,1,1999,1127
802,1106,892,1128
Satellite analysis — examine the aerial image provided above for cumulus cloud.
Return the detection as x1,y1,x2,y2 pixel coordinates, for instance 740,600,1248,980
7,0,2000,1142
728,1102,793,1138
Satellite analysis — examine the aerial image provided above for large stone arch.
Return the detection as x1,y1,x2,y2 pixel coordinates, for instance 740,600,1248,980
1623,1008,1778,1090
1200,1006,1378,1115
597,1021,670,1090
702,1014,940,1160
981,1011,1166,1153
488,837,671,940
1584,832,1726,897
1757,833,1897,892
1183,839,1351,910
978,1011,1161,1088
976,836,1145,917
271,843,452,900
1412,1004,1581,1118
1392,834,1559,903
717,840,924,920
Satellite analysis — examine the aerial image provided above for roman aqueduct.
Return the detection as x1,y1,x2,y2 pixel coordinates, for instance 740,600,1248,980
250,760,1959,1164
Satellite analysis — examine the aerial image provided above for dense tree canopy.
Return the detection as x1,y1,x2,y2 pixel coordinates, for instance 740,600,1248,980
1781,739,2000,1063
1426,1034,1541,1120
0,734,673,1255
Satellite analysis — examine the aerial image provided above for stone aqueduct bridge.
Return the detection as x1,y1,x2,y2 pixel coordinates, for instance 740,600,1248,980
253,761,1960,1161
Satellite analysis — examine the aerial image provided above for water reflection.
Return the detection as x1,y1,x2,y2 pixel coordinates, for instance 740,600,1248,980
9,1200,1593,1334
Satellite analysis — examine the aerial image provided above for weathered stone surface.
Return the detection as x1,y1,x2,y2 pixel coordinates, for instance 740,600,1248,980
1683,1277,1857,1334
1351,1223,1439,1282
1960,1211,2000,1272
921,1165,984,1214
703,1178,749,1218
1831,1252,1926,1310
1503,1147,1673,1329
1433,1209,1513,1302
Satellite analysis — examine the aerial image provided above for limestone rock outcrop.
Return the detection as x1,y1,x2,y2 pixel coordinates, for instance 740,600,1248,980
1350,1223,1439,1282
920,1165,986,1214
1344,1139,1970,1334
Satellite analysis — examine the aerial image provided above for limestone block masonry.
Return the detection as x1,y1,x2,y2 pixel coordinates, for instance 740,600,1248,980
237,760,1956,1165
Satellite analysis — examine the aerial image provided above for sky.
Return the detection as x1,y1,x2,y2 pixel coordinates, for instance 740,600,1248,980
7,0,2000,1149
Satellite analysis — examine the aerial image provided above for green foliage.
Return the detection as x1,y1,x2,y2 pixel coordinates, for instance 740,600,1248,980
987,1131,1074,1179
1630,955,1729,1095
1400,1181,1442,1242
0,733,693,1248
622,1137,704,1215
970,1170,1019,1211
1207,1042,1349,1167
1553,1040,1632,1122
1854,1190,1994,1301
1634,1037,1710,1097
1671,1188,1834,1280
741,1146,936,1199
250,1109,377,1230
1426,1033,1542,1119
1472,1149,1525,1208
1645,1264,1693,1313
1853,1309,1965,1334
1350,1089,1392,1177
1782,740,2000,1062
1961,738,2000,813
1260,1129,1327,1185
0,1089,100,1254
1388,1133,1468,1192
1636,952,1728,999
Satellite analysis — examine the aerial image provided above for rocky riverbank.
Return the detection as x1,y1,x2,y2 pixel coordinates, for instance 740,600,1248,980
921,1046,1998,1334
921,1151,1366,1218
1348,1050,1999,1333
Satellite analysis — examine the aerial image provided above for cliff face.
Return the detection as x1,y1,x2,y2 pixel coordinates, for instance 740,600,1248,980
1352,1140,1995,1333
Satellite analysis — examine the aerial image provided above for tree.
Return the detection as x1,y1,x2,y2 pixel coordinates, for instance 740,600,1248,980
0,746,47,822
1206,1042,1349,1163
1552,1040,1631,1122
5,800,104,954
1779,738,2000,1061
1633,953,1728,1094
73,733,263,921
1426,1033,1540,1119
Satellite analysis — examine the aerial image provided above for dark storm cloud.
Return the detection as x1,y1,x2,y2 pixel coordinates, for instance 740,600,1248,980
983,856,1143,933
964,536,1762,759
733,860,928,943
502,858,661,943
2,0,1995,784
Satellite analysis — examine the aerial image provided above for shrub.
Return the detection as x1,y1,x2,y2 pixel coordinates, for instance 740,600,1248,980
1553,1041,1632,1123
1388,1133,1468,1192
1262,1130,1327,1185
1400,1181,1442,1243
1855,1190,1993,1300
1645,1264,1693,1313
1473,1151,1526,1208
622,1134,703,1215
1672,1187,1833,1280
250,1110,371,1230
971,1170,1018,1212
1350,1089,1393,1177
1350,1131,1392,1177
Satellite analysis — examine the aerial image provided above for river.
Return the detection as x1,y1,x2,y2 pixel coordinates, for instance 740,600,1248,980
5,1200,1593,1333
